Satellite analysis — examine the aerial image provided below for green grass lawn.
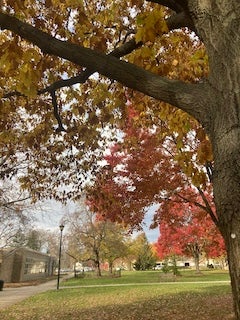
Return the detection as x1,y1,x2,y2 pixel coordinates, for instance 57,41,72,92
61,268,230,286
0,270,234,320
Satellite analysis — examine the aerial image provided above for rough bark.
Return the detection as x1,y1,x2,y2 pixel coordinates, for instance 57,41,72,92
188,1,240,318
212,128,240,319
0,0,240,318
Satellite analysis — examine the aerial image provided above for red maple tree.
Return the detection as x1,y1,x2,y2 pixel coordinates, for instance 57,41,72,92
155,195,226,272
86,101,226,273
87,102,213,229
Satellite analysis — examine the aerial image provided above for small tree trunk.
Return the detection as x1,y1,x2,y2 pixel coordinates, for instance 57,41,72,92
193,248,201,274
95,261,101,277
109,261,113,274
171,255,179,276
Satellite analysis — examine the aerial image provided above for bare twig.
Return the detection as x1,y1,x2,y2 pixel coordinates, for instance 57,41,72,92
50,90,66,132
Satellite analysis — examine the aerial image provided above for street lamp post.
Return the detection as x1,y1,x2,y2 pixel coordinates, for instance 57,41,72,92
57,224,64,290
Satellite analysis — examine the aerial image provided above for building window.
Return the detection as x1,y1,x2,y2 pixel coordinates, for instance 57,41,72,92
24,257,48,275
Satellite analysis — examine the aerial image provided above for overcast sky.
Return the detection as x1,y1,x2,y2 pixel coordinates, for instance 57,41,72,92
34,199,159,243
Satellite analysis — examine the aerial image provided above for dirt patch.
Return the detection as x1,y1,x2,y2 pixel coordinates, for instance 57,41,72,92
4,276,57,288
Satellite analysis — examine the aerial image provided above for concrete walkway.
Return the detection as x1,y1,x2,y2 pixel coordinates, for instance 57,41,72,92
0,278,59,310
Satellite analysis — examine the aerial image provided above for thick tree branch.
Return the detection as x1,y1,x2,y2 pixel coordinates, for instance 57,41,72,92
177,192,219,228
2,11,195,99
0,12,206,124
3,12,195,99
4,37,142,97
147,0,196,34
197,187,219,227
3,37,142,128
146,0,184,13
166,11,196,33
40,38,142,93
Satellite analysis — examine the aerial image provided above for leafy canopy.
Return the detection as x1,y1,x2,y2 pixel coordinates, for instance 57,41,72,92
0,0,209,203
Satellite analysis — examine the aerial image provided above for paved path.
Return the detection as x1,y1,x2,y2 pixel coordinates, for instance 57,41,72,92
0,279,58,310
64,280,230,288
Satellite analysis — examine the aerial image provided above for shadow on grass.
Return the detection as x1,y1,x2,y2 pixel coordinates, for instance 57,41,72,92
58,286,234,320
0,285,235,320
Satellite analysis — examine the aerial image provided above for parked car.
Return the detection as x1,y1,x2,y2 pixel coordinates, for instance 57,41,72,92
153,263,164,270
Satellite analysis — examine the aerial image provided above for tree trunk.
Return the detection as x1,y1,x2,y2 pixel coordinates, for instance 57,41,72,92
193,248,201,274
94,253,102,277
94,260,101,277
109,261,113,274
211,127,240,319
225,230,240,320
191,2,240,317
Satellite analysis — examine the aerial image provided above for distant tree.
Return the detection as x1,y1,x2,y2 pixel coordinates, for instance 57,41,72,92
0,154,34,248
0,206,32,248
155,197,226,273
131,233,156,271
9,228,47,251
24,229,42,250
43,230,60,256
67,208,105,276
66,200,129,276
100,222,129,274
10,228,27,248
0,123,34,248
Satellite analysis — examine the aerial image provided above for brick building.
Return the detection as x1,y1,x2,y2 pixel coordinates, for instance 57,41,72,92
0,247,56,282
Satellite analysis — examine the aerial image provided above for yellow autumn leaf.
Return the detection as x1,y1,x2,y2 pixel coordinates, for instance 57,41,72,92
135,8,168,44
135,28,144,44
66,0,82,7
172,59,179,66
